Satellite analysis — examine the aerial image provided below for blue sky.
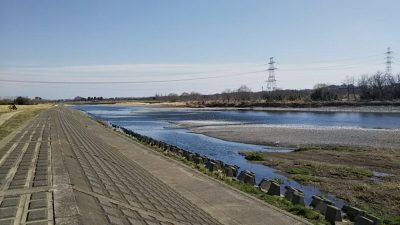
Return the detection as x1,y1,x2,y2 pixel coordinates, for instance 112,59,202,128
0,0,399,99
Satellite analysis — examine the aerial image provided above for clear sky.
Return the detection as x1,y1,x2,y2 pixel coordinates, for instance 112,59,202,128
0,0,399,99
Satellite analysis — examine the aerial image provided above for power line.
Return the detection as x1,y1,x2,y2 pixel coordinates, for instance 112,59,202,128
295,54,382,64
0,70,265,85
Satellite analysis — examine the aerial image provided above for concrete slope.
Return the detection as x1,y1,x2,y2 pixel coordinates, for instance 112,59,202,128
0,107,309,225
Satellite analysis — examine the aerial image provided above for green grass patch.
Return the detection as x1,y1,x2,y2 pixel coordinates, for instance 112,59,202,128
291,174,323,183
287,167,312,175
242,151,265,161
328,166,373,178
383,216,400,225
296,145,367,153
346,167,373,178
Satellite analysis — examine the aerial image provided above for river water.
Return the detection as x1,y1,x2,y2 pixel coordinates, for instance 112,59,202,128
74,105,400,207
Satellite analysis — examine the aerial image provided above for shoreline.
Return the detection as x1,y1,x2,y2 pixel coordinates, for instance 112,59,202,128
94,101,400,113
174,121,400,150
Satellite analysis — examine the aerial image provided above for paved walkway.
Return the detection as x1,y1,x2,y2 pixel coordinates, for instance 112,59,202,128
0,107,309,225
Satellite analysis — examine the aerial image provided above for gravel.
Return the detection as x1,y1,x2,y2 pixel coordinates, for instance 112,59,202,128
187,124,400,149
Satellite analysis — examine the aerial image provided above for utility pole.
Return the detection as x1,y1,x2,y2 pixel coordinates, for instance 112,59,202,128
265,57,277,92
385,47,393,76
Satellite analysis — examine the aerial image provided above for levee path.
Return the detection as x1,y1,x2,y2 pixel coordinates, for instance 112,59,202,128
0,106,309,225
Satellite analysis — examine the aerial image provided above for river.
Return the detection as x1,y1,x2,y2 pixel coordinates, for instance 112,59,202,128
74,105,400,206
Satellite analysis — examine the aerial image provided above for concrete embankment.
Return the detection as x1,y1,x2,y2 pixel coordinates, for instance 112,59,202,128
111,122,384,225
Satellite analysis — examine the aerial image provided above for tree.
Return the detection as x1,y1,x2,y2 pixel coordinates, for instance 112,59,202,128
237,85,252,92
313,83,328,89
14,96,31,105
310,86,338,101
343,76,355,101
74,96,86,101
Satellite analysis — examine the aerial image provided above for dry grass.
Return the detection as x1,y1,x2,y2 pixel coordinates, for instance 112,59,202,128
242,147,400,224
0,104,53,141
0,104,52,112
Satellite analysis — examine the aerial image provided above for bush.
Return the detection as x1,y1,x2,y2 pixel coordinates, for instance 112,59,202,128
310,87,338,101
244,151,264,161
14,96,31,105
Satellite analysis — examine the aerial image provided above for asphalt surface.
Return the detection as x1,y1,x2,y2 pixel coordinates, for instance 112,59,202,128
0,107,309,225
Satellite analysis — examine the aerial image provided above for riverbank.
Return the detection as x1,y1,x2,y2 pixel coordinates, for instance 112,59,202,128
91,100,400,113
175,121,400,149
240,147,400,224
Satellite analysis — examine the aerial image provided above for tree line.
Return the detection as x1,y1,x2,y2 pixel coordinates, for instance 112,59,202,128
146,72,400,105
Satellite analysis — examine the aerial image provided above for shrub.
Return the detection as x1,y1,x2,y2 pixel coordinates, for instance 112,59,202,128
244,151,264,161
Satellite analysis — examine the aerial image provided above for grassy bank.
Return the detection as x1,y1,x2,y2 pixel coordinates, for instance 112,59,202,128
0,104,52,141
241,147,400,225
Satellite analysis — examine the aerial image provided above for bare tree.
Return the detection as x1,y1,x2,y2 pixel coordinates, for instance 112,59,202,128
343,76,355,101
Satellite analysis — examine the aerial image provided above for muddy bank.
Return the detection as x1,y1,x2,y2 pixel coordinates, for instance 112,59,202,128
175,121,400,150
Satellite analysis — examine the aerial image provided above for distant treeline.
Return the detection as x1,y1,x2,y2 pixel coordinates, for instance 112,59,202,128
21,71,400,107
140,72,400,106
0,96,44,105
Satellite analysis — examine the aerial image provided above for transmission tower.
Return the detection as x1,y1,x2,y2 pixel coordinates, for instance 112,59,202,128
265,57,277,91
385,47,393,75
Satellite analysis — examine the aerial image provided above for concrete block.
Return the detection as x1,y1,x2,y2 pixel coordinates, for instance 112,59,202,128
292,192,305,206
216,160,225,169
243,173,256,185
206,161,219,172
355,216,375,225
237,170,256,185
223,165,237,177
177,150,183,156
185,153,194,162
267,182,281,196
325,205,342,225
284,186,297,201
342,205,365,221
225,164,238,177
364,214,381,225
310,195,323,208
259,178,271,191
193,156,204,165
314,198,334,215
284,186,304,205
223,164,237,177
224,167,233,177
